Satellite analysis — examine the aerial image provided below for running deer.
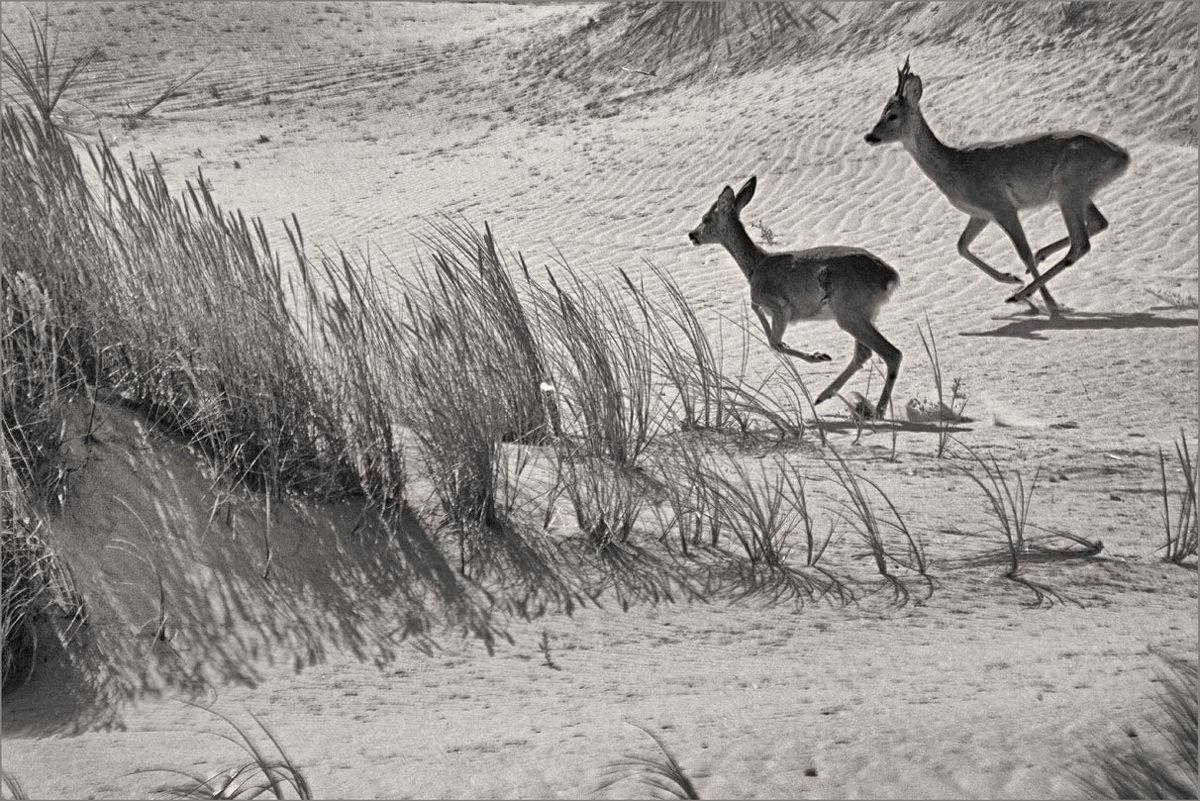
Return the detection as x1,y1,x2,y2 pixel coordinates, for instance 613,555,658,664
865,58,1130,316
688,176,902,419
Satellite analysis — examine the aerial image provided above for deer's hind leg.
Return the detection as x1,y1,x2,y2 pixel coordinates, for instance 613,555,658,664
850,321,902,418
994,211,1060,316
1007,198,1094,308
815,341,871,406
818,319,902,418
1034,202,1108,263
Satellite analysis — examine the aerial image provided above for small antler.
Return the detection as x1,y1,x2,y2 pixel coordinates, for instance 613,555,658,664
895,55,913,97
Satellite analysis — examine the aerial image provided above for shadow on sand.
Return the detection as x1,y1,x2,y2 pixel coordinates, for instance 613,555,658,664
960,309,1197,341
817,419,974,436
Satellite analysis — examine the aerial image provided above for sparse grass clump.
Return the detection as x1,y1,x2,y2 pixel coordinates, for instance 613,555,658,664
1157,433,1197,565
138,706,311,800
598,724,701,800
708,450,851,605
824,447,932,605
1,8,98,131
397,221,552,577
951,446,1101,607
914,313,967,458
651,441,851,605
556,450,645,551
1079,655,1197,799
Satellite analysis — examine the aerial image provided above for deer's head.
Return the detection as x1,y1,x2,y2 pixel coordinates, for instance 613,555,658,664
689,176,756,246
865,56,923,146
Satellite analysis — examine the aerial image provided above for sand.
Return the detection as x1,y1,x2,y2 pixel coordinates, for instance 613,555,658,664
2,2,1197,799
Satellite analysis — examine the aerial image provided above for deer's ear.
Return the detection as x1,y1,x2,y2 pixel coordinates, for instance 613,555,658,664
901,73,923,104
734,176,756,212
718,186,736,207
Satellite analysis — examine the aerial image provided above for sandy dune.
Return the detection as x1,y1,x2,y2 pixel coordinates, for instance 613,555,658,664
2,2,1197,799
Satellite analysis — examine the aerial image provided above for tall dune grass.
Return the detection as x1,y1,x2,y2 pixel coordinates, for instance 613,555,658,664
1,104,483,681
3,57,842,688
621,261,814,442
542,265,664,467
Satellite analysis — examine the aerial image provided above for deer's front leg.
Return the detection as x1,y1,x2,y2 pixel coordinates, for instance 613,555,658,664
762,303,830,363
956,216,1025,285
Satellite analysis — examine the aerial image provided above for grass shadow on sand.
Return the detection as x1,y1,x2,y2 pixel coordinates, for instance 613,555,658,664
0,402,497,738
960,310,1198,341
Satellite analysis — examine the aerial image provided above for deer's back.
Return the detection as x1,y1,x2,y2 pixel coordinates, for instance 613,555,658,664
957,131,1130,209
753,246,899,321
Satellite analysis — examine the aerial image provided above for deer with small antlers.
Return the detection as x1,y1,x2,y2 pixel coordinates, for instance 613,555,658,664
688,176,902,419
865,57,1130,316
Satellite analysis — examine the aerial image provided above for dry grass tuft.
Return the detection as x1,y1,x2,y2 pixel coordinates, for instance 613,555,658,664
597,724,701,800
136,705,311,800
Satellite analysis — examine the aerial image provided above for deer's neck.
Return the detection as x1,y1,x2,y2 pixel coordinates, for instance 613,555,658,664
902,108,962,192
722,221,766,281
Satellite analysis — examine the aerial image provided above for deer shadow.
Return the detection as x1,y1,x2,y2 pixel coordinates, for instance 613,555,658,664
816,418,974,436
960,309,1198,341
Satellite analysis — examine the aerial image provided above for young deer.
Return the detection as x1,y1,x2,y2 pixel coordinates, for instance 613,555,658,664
865,58,1129,316
688,176,902,419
